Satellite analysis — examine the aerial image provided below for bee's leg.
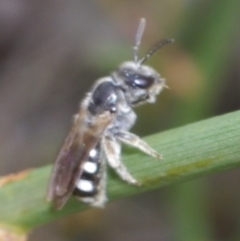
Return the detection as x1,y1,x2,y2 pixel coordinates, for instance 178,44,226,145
102,136,140,186
116,131,162,160
90,160,108,208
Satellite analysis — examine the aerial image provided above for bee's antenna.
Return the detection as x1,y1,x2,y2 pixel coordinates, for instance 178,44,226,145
138,38,174,65
133,18,146,63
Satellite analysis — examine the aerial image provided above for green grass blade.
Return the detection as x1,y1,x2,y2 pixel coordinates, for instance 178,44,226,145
0,110,240,231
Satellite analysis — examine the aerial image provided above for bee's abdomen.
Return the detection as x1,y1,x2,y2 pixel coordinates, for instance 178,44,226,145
73,143,101,197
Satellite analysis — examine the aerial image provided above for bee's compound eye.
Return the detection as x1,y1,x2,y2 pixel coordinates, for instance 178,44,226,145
132,76,155,89
123,71,155,89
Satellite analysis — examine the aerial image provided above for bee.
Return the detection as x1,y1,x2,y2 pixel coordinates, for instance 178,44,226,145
47,18,173,209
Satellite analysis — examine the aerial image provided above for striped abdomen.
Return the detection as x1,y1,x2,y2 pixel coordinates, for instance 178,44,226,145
73,143,101,198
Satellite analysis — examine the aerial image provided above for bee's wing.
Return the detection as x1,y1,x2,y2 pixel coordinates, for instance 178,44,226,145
47,110,113,209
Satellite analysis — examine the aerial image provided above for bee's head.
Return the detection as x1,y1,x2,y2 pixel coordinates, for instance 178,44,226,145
114,61,165,105
113,18,173,106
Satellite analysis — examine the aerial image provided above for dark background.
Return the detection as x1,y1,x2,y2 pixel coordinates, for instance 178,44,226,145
0,0,239,240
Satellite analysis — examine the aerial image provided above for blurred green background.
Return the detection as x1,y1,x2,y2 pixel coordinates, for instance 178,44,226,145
0,0,239,240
